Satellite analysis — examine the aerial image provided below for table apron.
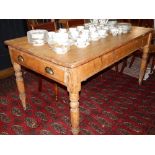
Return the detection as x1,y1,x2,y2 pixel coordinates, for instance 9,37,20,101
76,34,149,82
9,48,66,85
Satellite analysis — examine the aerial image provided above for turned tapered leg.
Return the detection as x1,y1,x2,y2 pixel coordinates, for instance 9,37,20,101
13,62,26,110
139,33,152,85
139,46,149,85
69,92,80,135
66,70,81,135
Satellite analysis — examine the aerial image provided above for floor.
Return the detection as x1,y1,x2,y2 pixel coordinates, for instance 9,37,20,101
112,56,153,80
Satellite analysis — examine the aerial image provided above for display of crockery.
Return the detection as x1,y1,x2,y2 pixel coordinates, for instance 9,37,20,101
48,32,70,54
27,21,133,54
27,29,48,46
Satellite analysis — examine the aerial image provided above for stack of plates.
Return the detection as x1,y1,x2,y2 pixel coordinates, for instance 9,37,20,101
27,29,48,46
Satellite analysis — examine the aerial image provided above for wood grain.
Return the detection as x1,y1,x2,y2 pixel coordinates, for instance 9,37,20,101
5,26,153,134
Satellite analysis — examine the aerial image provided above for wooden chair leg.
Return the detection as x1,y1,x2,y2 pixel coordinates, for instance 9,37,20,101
120,59,127,73
38,77,42,92
150,56,155,73
54,83,58,101
38,76,58,101
129,55,136,68
114,63,119,72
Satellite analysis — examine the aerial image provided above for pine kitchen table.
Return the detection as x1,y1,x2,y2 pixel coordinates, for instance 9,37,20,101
5,26,153,135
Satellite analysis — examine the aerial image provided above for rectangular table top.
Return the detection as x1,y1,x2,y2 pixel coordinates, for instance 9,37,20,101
5,26,153,68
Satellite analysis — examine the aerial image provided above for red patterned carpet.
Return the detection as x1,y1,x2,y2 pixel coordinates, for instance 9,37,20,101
0,69,155,135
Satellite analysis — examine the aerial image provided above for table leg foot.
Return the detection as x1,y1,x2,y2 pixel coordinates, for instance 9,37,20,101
72,128,80,135
19,93,26,110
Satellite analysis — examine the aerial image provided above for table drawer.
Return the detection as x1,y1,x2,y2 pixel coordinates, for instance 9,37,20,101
10,48,65,84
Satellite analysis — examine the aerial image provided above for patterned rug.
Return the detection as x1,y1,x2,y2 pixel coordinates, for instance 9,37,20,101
0,69,155,135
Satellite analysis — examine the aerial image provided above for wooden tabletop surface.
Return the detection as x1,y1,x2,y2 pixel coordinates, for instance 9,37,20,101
5,26,153,68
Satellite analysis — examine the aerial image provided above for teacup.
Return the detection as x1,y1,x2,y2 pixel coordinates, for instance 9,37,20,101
69,30,79,41
117,27,123,35
98,29,108,38
52,42,70,54
110,27,119,36
48,31,70,54
53,32,69,44
47,31,56,43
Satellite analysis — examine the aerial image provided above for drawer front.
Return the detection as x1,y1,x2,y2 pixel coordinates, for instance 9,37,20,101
10,49,65,84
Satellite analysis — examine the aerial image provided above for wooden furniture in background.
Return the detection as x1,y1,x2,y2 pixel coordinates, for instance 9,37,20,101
27,19,57,31
5,26,153,135
27,19,58,100
59,19,85,28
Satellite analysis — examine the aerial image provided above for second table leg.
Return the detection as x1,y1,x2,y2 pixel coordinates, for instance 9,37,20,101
139,33,152,85
13,62,26,110
69,92,80,135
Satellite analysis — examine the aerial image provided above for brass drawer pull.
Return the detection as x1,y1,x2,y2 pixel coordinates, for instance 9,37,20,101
17,55,24,63
45,67,54,75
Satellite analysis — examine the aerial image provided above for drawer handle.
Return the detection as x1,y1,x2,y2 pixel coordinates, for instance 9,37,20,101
17,55,24,63
45,67,54,75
